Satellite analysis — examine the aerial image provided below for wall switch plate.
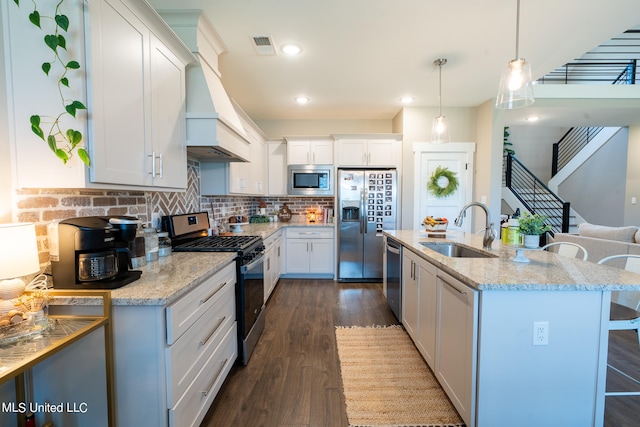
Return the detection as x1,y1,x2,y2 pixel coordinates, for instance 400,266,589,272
533,321,549,345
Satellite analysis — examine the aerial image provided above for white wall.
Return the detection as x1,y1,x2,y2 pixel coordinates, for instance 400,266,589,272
255,119,392,138
0,3,13,222
558,128,628,226
508,125,570,183
625,125,640,225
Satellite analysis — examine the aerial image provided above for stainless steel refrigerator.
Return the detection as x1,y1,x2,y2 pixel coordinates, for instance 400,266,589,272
337,168,398,281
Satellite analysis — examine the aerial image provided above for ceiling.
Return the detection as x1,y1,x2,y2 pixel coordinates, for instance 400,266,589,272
148,0,640,125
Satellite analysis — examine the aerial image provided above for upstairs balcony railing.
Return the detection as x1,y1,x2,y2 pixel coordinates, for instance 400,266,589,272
537,59,637,85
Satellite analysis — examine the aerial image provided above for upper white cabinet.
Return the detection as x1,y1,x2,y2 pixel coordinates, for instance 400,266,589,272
335,135,402,167
285,137,334,165
3,0,195,189
266,139,287,195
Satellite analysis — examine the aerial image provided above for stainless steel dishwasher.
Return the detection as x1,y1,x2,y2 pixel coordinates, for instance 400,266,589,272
384,236,402,321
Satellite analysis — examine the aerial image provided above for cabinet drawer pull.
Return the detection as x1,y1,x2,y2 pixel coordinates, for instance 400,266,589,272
200,281,227,304
202,358,228,396
200,316,226,346
441,278,467,296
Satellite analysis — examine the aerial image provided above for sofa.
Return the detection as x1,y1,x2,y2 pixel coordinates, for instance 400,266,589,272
550,223,640,310
550,223,640,267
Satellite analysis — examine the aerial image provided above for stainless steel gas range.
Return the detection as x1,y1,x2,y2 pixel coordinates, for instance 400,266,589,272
162,212,265,365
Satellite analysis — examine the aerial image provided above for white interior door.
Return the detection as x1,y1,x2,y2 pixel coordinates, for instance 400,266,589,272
413,143,475,232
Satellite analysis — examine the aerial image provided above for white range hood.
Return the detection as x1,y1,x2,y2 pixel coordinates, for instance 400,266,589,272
158,10,250,162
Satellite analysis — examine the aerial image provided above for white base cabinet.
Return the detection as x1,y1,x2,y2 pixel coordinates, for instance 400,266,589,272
113,262,237,427
264,229,283,302
283,227,334,277
401,248,477,426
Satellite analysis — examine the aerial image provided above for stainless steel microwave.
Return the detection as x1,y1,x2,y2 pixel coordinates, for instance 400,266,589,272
287,165,334,196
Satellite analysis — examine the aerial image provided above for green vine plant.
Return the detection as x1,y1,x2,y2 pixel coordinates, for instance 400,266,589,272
14,0,90,167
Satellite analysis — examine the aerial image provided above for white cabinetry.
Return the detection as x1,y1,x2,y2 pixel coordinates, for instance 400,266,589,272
4,0,194,189
285,138,334,165
401,249,437,368
264,230,283,302
401,249,476,426
112,262,237,427
435,269,477,426
335,135,402,167
284,227,334,277
266,139,287,195
200,107,266,196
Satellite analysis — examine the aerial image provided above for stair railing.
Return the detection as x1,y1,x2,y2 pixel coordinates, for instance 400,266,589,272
505,154,571,234
551,126,604,176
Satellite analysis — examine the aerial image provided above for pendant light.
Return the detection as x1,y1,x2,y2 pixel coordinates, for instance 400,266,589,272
432,58,450,144
496,0,534,109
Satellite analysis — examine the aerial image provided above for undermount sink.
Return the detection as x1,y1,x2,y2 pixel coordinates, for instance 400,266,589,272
419,242,496,258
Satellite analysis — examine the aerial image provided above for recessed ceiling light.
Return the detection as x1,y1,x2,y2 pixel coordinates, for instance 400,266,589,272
400,96,415,104
281,44,302,55
526,116,540,122
295,96,310,105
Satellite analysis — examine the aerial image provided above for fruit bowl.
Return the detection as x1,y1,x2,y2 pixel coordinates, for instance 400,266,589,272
423,216,448,232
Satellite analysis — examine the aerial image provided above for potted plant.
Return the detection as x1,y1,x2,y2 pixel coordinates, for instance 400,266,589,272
518,211,552,248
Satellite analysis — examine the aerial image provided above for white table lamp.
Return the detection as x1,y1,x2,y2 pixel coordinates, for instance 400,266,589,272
0,222,40,300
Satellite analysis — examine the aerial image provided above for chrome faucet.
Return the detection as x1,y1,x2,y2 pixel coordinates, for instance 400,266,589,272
454,202,495,250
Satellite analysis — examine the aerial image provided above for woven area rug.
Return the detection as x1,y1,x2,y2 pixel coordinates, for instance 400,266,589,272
335,325,464,427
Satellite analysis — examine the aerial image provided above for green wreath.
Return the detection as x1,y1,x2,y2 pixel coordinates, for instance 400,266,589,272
427,166,459,198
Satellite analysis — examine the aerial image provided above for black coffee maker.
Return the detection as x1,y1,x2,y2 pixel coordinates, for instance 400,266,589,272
50,216,142,289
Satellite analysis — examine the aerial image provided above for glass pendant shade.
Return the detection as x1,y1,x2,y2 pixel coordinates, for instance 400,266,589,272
431,115,450,144
496,58,534,109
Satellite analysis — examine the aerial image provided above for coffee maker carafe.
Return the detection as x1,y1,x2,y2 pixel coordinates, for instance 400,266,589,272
49,216,142,289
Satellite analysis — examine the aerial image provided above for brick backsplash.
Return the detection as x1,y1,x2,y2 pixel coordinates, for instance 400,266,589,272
11,160,334,269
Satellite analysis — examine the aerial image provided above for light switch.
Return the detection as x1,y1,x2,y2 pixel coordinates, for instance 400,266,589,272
632,197,637,205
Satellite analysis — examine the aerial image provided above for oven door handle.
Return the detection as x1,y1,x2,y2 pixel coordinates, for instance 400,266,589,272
240,252,265,273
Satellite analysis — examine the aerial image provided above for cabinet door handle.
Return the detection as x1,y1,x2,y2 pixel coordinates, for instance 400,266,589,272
267,258,270,271
200,316,226,346
441,277,468,296
157,152,163,178
148,152,156,177
368,152,371,164
200,281,227,304
313,152,316,164
202,358,228,396
310,242,314,252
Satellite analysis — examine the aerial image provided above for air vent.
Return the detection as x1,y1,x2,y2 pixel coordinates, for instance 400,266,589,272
251,35,276,56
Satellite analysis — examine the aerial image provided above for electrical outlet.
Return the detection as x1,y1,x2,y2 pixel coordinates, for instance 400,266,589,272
151,213,160,229
533,321,549,346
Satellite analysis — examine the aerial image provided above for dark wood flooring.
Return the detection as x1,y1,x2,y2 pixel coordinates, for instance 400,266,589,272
200,279,640,427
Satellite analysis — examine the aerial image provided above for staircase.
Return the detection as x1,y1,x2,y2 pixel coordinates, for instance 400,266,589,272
503,154,574,235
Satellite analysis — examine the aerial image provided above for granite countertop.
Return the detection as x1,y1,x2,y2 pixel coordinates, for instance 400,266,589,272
384,229,640,292
58,219,334,307
222,217,335,238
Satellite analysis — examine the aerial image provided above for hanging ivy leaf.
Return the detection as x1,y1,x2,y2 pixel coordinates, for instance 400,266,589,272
44,34,58,51
60,77,69,87
41,62,51,75
55,148,69,163
47,135,58,152
28,11,40,27
30,115,44,140
65,100,86,117
57,34,66,50
66,61,80,69
78,148,91,167
66,129,82,147
55,14,69,31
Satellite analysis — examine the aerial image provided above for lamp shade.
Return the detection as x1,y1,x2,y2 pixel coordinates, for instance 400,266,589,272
0,222,40,280
496,58,534,109
431,115,450,144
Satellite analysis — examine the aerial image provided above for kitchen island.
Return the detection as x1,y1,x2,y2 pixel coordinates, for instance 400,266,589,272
384,229,640,427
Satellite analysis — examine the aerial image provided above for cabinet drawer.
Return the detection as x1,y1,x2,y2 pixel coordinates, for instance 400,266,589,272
169,323,237,427
286,227,333,239
166,281,235,407
263,229,282,248
166,261,235,344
